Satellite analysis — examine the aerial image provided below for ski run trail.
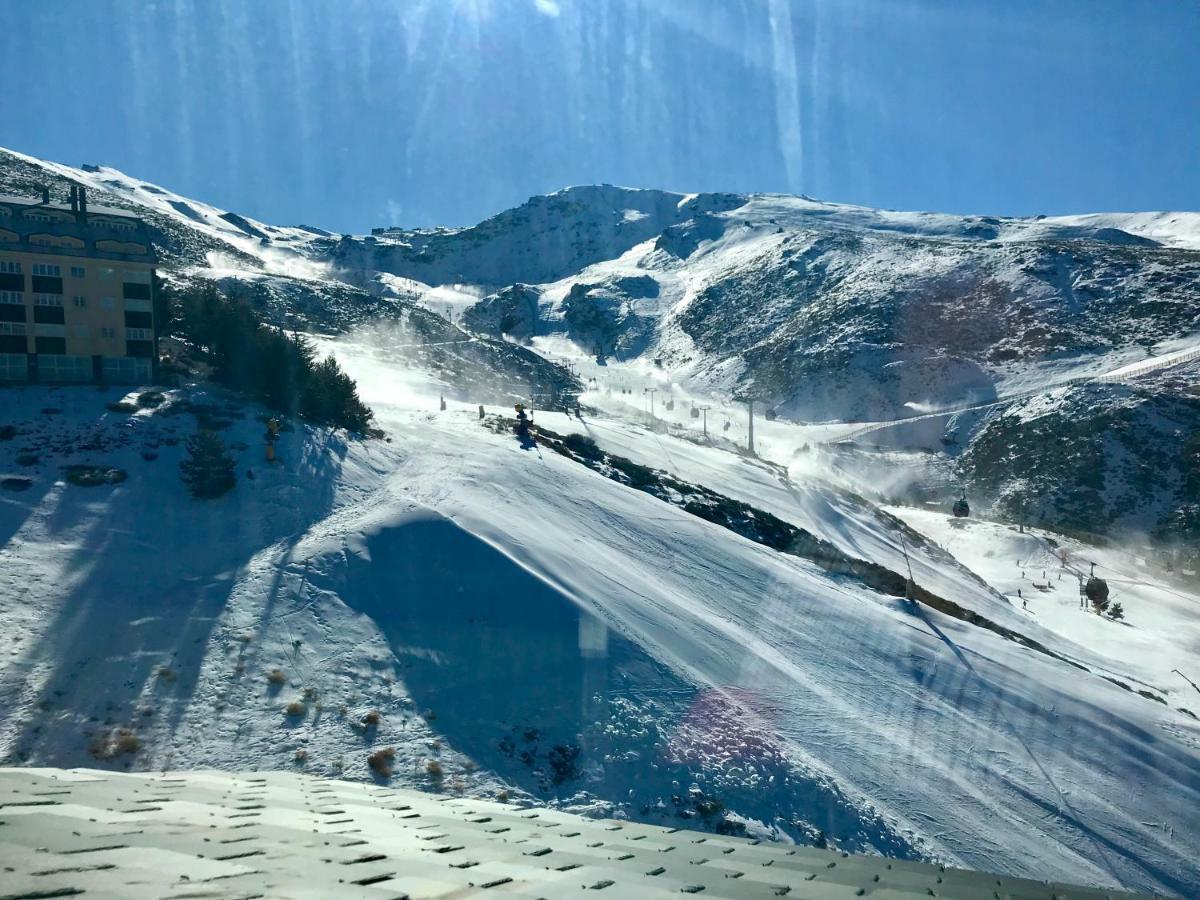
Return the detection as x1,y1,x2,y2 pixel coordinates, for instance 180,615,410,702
0,336,1198,898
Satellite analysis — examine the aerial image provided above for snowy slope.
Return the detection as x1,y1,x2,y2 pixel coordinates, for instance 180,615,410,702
3,346,1200,896
0,146,326,274
886,508,1200,694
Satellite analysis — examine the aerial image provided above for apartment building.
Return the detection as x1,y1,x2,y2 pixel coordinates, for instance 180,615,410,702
0,185,157,383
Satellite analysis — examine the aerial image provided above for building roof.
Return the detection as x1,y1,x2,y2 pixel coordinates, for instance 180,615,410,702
0,767,1151,899
0,193,141,220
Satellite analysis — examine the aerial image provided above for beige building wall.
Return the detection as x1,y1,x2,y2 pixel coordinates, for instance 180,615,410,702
0,248,154,358
0,194,158,383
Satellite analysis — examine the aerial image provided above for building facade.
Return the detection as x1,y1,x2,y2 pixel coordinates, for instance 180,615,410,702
0,186,157,384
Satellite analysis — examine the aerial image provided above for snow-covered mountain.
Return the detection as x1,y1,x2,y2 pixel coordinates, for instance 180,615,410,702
317,178,1199,551
2,148,1200,896
329,187,1200,420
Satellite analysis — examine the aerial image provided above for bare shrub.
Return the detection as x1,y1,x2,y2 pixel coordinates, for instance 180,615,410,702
425,759,444,778
266,668,286,685
89,728,140,760
285,701,307,717
368,747,396,778
363,710,381,726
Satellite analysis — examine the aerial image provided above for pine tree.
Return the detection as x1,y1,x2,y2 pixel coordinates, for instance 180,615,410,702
167,280,374,433
1108,602,1125,621
301,355,374,432
180,430,237,499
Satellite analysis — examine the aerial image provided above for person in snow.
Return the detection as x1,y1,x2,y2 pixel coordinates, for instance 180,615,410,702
514,403,531,437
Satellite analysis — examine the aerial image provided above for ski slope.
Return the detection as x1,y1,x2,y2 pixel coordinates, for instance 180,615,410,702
886,508,1200,695
2,341,1199,895
325,338,1200,895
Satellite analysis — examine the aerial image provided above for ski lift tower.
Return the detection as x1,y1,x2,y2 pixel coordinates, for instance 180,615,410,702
644,387,658,428
733,392,761,456
698,405,712,438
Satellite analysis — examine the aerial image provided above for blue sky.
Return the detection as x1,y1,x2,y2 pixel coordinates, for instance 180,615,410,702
2,0,1197,233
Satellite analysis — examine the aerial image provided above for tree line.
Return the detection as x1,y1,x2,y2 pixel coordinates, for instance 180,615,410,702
164,279,373,433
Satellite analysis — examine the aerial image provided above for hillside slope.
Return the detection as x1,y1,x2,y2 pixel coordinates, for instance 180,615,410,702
0,148,579,405
3,352,1199,895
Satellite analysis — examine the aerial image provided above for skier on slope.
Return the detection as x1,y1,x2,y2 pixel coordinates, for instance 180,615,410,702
514,403,531,438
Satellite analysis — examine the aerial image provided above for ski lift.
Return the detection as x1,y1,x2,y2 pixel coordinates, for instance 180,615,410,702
952,497,970,518
690,405,700,419
1085,576,1110,608
665,399,675,412
764,409,777,422
1085,563,1109,609
723,419,731,432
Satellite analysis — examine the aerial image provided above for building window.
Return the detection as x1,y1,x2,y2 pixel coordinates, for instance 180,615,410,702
99,221,135,232
0,261,20,274
33,304,65,325
31,275,63,295
100,297,115,309
33,294,63,307
38,353,92,381
125,327,152,341
26,213,51,224
0,322,25,335
122,281,152,301
102,356,151,383
101,327,116,339
34,336,66,355
70,266,86,278
0,291,22,304
124,310,152,329
32,264,61,277
73,296,87,308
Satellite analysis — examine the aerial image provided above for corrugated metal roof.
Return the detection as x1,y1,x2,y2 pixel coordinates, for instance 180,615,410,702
0,767,1153,899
